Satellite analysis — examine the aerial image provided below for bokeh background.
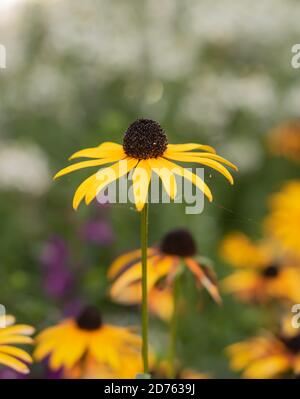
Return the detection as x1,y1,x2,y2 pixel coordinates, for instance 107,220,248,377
0,0,299,378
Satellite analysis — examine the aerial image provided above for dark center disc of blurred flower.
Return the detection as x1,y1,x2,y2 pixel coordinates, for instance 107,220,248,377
123,119,168,159
76,306,102,331
160,229,197,257
261,264,280,278
281,335,300,354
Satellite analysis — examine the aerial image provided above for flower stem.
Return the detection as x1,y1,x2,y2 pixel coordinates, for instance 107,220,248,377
168,273,180,379
141,202,149,374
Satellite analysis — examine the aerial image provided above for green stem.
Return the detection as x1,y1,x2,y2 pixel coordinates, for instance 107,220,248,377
141,202,149,374
168,274,180,379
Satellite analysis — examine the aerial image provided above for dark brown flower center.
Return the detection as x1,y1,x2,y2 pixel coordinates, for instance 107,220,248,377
261,264,280,279
160,229,197,257
123,119,168,159
76,306,102,331
280,335,300,354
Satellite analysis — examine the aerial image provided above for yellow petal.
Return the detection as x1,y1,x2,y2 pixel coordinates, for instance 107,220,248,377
164,153,234,185
243,355,290,379
158,158,213,202
167,152,238,171
85,159,138,205
149,158,177,199
167,144,216,154
0,335,33,345
73,173,98,210
131,160,152,211
54,157,120,180
69,142,124,160
0,352,30,374
0,324,35,336
0,345,33,363
185,258,222,304
107,249,142,279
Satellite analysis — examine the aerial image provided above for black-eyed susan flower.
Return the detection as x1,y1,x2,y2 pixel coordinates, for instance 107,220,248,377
220,232,300,303
0,314,34,375
54,118,237,211
268,120,300,164
226,315,300,378
109,228,221,304
264,181,300,259
34,306,146,378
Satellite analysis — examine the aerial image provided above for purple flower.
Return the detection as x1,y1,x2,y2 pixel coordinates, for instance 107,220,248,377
40,237,69,270
40,237,75,300
43,268,74,299
80,220,114,245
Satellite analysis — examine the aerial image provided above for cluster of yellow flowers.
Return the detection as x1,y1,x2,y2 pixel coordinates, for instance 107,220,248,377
222,179,300,378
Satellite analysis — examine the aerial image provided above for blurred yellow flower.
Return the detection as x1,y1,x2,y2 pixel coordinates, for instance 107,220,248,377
226,315,300,378
220,232,300,303
108,229,221,305
264,180,300,258
54,119,237,211
34,306,149,378
268,120,300,163
0,314,34,375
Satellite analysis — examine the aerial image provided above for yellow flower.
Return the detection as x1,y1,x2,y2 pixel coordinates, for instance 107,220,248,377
109,229,221,304
226,316,300,378
264,180,300,258
54,119,237,211
0,314,34,374
34,306,147,378
220,232,300,303
268,120,300,163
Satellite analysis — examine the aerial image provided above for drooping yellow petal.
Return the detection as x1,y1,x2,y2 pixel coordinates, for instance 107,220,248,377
107,248,157,279
54,157,122,180
167,144,216,154
185,258,222,304
69,142,124,160
73,173,98,210
131,160,152,211
0,345,33,363
163,153,234,184
0,352,30,374
85,158,138,205
166,152,238,171
149,158,177,199
158,158,213,202
110,259,159,297
108,249,142,279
